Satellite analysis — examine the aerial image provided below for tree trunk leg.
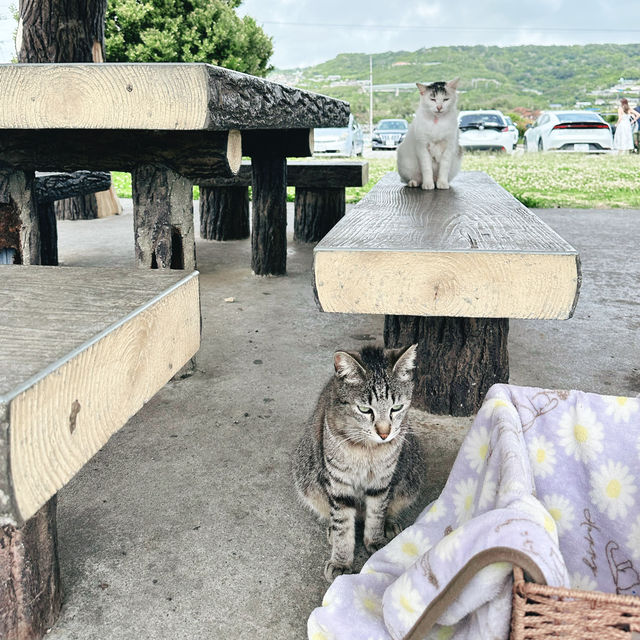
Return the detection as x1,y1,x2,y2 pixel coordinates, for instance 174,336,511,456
250,154,287,276
384,315,509,416
38,202,58,266
199,186,249,241
294,188,345,243
132,164,195,271
0,496,62,640
54,193,98,221
0,168,40,265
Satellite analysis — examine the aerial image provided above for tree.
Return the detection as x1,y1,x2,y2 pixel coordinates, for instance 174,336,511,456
105,0,273,77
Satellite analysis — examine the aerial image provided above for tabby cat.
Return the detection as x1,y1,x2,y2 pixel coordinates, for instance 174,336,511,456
293,344,426,582
397,78,462,189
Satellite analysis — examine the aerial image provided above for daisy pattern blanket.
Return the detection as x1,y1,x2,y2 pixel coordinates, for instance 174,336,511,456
308,384,640,640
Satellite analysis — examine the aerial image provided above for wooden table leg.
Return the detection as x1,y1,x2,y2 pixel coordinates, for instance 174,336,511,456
132,164,195,270
0,167,40,265
199,185,249,241
294,187,345,243
384,315,509,416
250,153,287,276
0,497,62,640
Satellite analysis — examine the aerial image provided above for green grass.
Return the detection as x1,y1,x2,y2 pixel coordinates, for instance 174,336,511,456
111,152,640,209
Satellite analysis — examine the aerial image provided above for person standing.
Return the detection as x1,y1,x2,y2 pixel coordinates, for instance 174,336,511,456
633,98,640,153
613,98,638,153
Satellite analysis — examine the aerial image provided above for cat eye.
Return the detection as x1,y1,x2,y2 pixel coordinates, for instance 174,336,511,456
390,404,404,412
443,98,450,101
357,405,373,414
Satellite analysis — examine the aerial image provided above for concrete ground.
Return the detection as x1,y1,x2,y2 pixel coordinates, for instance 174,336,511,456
45,200,639,639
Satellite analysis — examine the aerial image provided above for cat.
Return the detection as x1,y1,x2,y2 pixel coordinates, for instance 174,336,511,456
397,78,463,190
292,344,426,582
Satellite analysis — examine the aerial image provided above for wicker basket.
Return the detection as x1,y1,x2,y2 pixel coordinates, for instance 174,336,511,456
511,566,640,639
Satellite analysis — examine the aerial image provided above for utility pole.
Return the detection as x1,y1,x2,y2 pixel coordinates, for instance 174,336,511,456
369,55,373,150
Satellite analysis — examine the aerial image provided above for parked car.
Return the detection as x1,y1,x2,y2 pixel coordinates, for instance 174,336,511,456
524,111,613,152
314,114,364,156
371,118,409,150
458,110,513,153
505,116,519,150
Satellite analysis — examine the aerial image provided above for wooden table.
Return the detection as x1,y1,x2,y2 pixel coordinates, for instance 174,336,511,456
0,63,350,275
0,266,200,639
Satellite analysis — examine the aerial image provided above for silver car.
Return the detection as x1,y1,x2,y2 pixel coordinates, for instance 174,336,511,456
524,111,613,152
458,110,514,153
314,114,364,156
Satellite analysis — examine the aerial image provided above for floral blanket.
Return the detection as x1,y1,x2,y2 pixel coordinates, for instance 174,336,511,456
308,384,640,640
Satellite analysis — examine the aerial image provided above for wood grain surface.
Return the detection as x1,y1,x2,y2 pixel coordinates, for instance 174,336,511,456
0,266,200,523
0,63,349,131
314,172,581,319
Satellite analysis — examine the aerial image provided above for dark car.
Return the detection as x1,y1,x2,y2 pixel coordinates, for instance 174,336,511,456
371,119,409,150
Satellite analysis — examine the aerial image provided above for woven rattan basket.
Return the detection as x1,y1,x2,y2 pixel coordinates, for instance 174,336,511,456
511,566,640,639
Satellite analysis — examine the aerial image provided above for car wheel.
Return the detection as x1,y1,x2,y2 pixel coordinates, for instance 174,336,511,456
538,138,544,152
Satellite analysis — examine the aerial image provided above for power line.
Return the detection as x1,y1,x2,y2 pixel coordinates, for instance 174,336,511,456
258,20,640,34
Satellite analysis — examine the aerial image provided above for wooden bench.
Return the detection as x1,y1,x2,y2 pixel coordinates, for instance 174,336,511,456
0,266,200,640
198,160,369,243
313,171,581,416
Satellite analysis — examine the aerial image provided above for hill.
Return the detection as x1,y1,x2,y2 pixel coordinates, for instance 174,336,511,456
270,44,640,127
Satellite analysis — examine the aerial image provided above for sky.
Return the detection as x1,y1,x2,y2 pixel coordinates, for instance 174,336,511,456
1,0,640,68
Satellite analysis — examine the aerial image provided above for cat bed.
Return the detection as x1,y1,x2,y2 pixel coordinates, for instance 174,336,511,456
308,384,640,640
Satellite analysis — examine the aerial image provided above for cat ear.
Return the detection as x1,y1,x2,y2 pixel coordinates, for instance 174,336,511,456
334,351,366,384
417,82,428,95
446,77,460,90
391,344,418,382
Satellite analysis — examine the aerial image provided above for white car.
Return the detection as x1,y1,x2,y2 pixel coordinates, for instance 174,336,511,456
458,110,513,153
314,114,364,156
505,116,519,150
524,111,613,152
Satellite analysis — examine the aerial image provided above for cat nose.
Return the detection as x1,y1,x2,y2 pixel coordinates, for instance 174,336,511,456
376,422,391,439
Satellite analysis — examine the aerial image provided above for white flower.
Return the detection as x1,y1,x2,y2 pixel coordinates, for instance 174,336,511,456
477,395,516,421
541,493,575,536
321,587,341,613
383,528,431,567
590,460,637,520
558,403,604,463
528,434,557,479
570,572,598,592
421,499,447,524
353,584,383,619
627,514,640,561
478,469,497,510
308,616,335,640
435,526,464,562
389,573,426,629
464,426,491,473
604,395,639,423
452,477,479,525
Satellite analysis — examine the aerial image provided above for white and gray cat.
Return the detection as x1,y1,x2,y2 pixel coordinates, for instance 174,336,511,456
293,344,426,582
397,78,462,189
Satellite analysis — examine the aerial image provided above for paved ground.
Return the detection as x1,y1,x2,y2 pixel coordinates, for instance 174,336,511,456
44,199,639,639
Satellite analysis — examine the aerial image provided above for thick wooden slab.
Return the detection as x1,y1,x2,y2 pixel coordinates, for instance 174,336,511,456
199,160,369,188
0,63,349,131
0,266,200,523
314,172,581,319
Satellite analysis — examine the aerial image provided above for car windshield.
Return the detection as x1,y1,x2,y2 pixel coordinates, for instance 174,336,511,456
376,120,407,130
460,114,504,127
556,113,602,123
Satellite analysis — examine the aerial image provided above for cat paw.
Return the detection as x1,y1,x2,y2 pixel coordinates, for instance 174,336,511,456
407,179,420,188
436,180,450,189
385,520,403,539
421,181,435,190
324,560,353,582
364,536,389,555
